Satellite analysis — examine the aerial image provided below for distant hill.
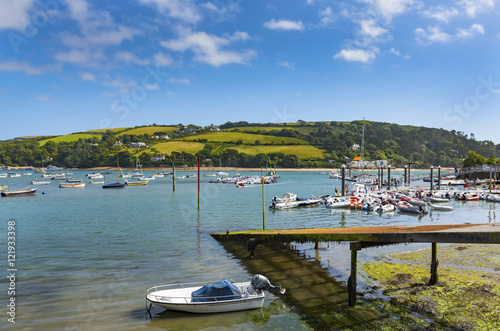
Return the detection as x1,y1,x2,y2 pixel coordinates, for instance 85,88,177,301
0,122,497,169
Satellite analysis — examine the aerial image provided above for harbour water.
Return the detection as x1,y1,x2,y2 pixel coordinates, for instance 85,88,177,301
0,170,497,330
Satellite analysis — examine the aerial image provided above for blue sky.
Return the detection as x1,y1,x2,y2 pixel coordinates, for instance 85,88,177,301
1,0,500,143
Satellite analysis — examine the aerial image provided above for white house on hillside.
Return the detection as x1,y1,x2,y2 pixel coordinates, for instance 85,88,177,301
151,153,166,162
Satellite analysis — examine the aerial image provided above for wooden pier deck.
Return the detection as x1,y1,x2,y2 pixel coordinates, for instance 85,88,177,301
211,223,500,306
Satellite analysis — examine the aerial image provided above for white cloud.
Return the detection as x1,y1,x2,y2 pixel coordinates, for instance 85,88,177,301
201,2,240,21
153,52,174,66
415,26,452,43
460,0,496,18
167,77,191,84
115,51,150,65
145,83,160,90
278,60,295,69
389,47,400,55
80,72,96,81
56,0,140,66
54,49,104,64
360,19,388,38
362,0,415,21
334,48,377,63
0,61,59,75
0,0,35,30
319,7,336,26
263,19,304,31
416,24,485,44
421,5,459,22
457,23,485,39
162,30,256,67
138,0,201,23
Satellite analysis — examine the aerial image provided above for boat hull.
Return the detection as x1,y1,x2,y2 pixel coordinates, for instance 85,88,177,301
1,188,37,197
147,281,265,313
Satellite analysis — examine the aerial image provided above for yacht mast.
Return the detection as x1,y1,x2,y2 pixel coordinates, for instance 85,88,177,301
361,117,365,175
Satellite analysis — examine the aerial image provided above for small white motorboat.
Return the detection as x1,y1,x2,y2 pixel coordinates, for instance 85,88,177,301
31,181,51,185
486,194,500,202
428,196,450,203
430,204,454,211
147,275,284,314
325,198,350,208
272,193,297,203
270,200,300,209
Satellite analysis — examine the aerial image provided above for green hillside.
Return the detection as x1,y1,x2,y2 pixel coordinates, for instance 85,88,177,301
182,131,307,145
118,126,178,136
1,120,498,169
39,133,102,145
225,145,324,159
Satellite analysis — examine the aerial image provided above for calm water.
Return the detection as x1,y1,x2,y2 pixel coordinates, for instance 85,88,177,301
0,170,497,330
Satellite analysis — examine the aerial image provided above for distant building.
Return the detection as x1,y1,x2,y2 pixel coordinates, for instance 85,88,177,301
162,135,170,139
113,141,123,147
209,124,220,131
151,153,166,162
374,160,388,167
351,144,360,151
128,142,147,148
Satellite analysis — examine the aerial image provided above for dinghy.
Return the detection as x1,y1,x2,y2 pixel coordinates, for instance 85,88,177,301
430,204,453,211
147,274,284,314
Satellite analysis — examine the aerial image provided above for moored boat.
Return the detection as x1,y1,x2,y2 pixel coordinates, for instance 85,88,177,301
146,274,284,314
59,180,85,188
430,204,453,211
1,187,37,197
31,181,51,185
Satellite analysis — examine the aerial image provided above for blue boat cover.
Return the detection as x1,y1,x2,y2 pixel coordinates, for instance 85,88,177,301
191,279,242,302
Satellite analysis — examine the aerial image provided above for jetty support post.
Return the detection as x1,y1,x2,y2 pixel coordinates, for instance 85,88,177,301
490,167,493,194
438,165,441,190
428,242,439,285
408,163,411,185
378,166,381,190
341,165,346,196
172,161,176,192
381,167,384,189
430,166,434,192
404,165,407,186
198,157,201,209
387,165,391,190
348,242,360,307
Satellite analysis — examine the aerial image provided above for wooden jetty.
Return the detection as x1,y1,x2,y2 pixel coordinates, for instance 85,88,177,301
211,223,500,307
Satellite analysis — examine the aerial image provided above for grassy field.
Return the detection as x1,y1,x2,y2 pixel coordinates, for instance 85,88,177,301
228,126,287,132
148,141,205,155
118,126,179,136
182,131,307,145
83,127,131,134
225,145,324,159
39,134,102,145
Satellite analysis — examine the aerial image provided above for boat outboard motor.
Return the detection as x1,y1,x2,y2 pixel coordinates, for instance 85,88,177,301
250,274,285,295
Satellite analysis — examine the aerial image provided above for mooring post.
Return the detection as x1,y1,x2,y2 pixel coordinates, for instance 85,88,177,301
378,166,381,189
404,165,407,186
387,165,391,190
381,167,384,189
438,165,441,190
348,242,360,307
408,163,411,185
430,166,434,192
172,161,176,192
341,165,346,196
197,157,201,210
428,242,439,285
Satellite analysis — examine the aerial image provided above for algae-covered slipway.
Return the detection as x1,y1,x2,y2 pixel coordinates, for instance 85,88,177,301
211,224,500,330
